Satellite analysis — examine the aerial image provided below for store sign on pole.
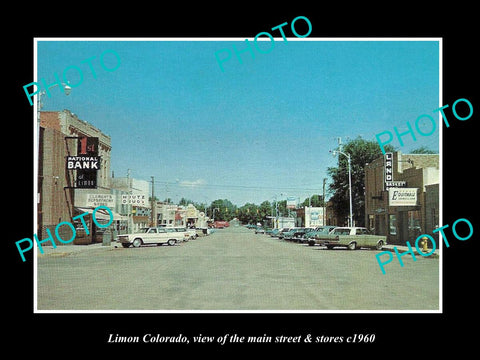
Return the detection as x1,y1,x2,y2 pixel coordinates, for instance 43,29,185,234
286,196,297,209
388,188,417,206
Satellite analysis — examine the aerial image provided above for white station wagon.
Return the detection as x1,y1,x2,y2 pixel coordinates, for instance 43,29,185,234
118,227,189,248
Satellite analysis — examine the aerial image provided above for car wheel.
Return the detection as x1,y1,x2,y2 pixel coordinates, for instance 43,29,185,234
376,240,384,250
308,240,315,246
326,245,334,250
347,242,357,250
167,239,176,246
132,238,143,248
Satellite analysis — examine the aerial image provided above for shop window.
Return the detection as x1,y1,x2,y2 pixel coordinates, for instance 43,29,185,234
368,215,375,232
389,214,397,235
408,210,422,239
431,208,438,229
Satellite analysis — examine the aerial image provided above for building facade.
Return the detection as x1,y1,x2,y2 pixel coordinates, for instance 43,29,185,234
38,110,114,244
110,177,151,232
364,151,439,245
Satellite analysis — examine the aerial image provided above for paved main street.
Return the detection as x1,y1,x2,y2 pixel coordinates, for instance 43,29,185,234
37,225,440,311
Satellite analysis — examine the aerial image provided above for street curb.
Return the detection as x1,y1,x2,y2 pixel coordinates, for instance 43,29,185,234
37,243,114,258
382,245,439,258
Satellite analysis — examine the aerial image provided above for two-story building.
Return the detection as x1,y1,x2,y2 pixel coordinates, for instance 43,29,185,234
364,151,439,245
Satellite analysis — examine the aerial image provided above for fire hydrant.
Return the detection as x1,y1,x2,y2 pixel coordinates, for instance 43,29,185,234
421,236,429,252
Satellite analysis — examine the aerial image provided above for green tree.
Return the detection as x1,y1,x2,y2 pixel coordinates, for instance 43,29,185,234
210,199,236,221
327,136,395,227
301,194,325,207
276,200,287,217
258,200,272,225
409,146,437,154
238,203,259,224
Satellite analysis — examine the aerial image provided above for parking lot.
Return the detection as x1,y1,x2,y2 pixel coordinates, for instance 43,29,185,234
36,225,440,311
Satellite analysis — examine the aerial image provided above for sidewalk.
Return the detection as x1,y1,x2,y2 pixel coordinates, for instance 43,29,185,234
36,242,119,258
382,244,439,257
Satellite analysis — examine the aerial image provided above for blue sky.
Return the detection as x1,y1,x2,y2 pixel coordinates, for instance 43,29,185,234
36,39,440,206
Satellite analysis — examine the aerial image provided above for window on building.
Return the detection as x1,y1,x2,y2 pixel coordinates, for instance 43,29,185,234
431,208,438,229
408,210,422,239
368,215,375,232
389,214,397,235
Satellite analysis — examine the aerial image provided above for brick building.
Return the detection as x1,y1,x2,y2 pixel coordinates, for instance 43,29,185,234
364,151,439,245
38,110,112,244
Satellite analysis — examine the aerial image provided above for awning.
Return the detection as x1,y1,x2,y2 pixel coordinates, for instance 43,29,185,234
74,207,129,221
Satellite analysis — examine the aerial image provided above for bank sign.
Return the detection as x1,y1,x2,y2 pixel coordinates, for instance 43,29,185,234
65,136,100,189
388,188,417,206
66,156,100,170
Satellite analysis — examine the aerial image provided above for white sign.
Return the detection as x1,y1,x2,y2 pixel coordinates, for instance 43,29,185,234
388,188,417,206
286,196,298,209
86,193,115,207
385,180,407,190
305,207,325,227
384,152,393,189
121,194,147,206
66,156,100,170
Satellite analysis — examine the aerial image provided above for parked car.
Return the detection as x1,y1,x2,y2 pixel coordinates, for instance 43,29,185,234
277,227,293,239
269,228,281,237
173,227,197,240
118,227,189,248
305,226,337,245
213,221,230,228
283,227,308,241
254,226,266,234
311,226,387,250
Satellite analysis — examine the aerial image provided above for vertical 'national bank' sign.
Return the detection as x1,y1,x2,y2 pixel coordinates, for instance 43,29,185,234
75,137,99,189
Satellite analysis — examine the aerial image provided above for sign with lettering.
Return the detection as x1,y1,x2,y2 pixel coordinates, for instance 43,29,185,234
66,156,100,170
388,188,417,206
86,193,115,207
121,194,147,206
384,152,393,190
74,137,99,189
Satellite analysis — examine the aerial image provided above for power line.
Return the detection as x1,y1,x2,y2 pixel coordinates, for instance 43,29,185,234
151,180,326,193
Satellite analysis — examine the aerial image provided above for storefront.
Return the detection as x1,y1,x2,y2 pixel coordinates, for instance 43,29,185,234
364,151,439,245
73,206,127,244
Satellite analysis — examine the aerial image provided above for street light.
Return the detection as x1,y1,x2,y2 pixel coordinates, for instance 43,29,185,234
37,82,72,154
37,82,72,110
330,149,353,227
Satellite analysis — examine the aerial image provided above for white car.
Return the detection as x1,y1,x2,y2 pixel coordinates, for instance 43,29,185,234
118,227,189,248
173,227,198,240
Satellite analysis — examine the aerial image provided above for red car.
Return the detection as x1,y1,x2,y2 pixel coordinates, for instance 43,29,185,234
213,221,230,228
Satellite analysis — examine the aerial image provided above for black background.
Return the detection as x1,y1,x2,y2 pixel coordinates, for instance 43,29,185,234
7,4,477,355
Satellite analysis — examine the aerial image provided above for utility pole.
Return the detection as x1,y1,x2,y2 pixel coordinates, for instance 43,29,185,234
127,169,132,233
323,178,326,226
331,137,353,227
151,176,155,227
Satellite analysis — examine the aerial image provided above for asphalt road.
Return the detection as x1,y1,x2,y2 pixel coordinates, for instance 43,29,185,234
36,225,440,311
